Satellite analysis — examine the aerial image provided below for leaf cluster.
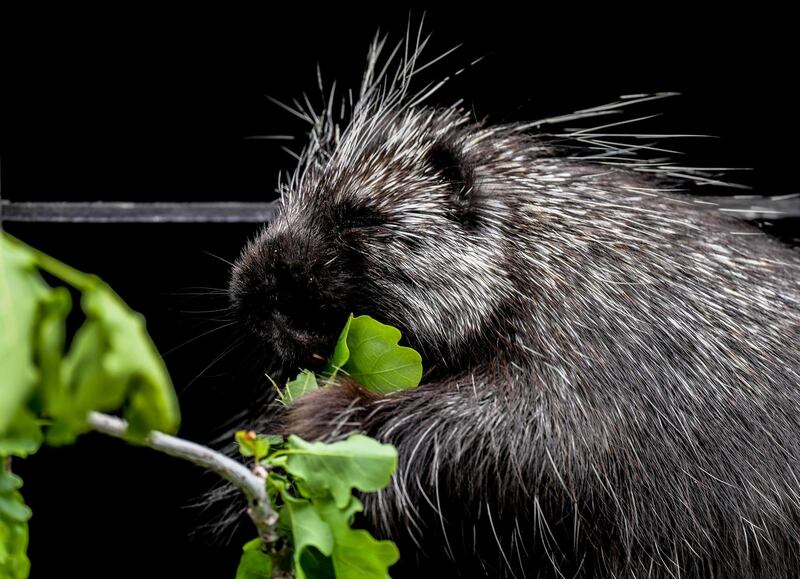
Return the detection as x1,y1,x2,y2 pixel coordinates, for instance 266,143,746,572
238,313,424,577
0,233,179,577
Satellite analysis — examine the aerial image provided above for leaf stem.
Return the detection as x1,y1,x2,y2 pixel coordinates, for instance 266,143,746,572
86,411,280,543
3,232,98,290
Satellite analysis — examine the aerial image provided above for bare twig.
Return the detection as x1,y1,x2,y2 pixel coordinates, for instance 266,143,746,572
86,411,280,543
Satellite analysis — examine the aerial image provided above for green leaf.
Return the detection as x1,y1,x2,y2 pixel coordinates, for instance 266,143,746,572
285,434,397,509
264,434,285,447
35,287,72,413
85,286,180,437
280,493,334,579
0,468,31,579
0,236,53,436
48,283,180,444
279,370,319,406
0,496,31,524
314,496,399,579
2,234,180,446
235,538,273,579
326,314,422,394
297,546,336,579
235,431,272,461
236,431,256,457
0,471,22,495
1,235,185,578
0,410,43,458
325,314,354,373
0,516,30,579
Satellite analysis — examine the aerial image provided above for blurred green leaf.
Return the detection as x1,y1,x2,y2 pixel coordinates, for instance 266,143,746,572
0,236,52,437
0,411,43,459
1,234,182,579
0,468,30,579
48,283,180,444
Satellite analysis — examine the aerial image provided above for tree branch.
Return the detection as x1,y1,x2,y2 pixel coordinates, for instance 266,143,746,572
86,411,280,543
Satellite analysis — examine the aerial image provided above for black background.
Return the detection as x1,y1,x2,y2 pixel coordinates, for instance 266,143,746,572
1,7,798,578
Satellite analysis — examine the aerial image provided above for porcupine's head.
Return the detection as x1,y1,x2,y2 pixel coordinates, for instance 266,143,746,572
227,32,694,383
228,39,527,378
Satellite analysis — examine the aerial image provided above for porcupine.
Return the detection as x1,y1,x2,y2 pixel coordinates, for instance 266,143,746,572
227,34,800,578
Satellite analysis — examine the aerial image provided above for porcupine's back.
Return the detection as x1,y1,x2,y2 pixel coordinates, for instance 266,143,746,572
228,33,800,578
334,129,800,577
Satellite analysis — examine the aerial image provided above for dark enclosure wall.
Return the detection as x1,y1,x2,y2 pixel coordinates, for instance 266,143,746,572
1,7,797,578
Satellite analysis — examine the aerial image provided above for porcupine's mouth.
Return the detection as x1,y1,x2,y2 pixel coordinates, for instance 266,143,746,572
269,313,342,374
281,327,329,371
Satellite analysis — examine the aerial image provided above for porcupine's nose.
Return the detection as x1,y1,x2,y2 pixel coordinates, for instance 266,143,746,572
272,247,349,369
229,229,343,371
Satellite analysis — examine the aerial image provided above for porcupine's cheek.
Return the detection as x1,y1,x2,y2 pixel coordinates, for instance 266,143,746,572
382,235,509,358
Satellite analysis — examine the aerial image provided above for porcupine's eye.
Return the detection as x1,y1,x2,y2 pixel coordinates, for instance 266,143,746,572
427,140,477,227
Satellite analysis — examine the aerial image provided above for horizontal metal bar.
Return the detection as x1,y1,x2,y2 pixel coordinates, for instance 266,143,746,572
0,196,797,225
702,195,800,220
0,201,278,223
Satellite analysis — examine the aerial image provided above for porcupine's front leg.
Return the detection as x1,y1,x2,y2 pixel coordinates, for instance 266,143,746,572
281,376,380,442
282,375,590,578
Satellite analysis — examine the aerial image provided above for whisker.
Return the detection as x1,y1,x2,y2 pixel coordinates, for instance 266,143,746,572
180,334,247,394
202,250,237,268
167,286,230,297
178,306,233,315
161,321,236,357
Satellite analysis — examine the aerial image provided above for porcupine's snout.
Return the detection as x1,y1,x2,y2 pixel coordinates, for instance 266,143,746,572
228,223,353,373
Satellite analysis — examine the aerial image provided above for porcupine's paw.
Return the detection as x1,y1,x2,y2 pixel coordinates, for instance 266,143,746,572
281,376,379,442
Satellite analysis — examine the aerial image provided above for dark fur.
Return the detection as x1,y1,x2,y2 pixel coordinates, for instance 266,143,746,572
228,37,800,578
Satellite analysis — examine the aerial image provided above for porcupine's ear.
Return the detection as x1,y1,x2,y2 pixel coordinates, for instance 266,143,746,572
428,140,477,227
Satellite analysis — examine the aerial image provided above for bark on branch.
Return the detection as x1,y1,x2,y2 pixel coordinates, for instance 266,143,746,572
86,411,280,543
